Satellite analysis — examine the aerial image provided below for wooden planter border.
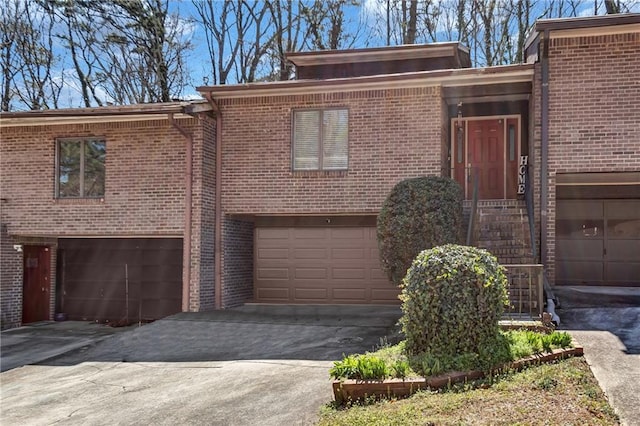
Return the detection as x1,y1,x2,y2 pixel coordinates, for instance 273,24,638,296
332,346,583,404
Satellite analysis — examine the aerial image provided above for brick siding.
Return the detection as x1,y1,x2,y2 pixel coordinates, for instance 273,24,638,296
543,32,640,283
0,116,214,327
191,116,217,311
221,217,254,308
0,233,23,328
217,87,445,215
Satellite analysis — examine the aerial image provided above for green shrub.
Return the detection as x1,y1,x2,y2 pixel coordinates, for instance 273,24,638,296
377,176,463,285
400,245,509,374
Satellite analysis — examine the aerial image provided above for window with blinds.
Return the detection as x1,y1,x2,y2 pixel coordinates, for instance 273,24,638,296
293,109,348,171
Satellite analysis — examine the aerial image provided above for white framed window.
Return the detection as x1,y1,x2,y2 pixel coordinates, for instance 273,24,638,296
292,108,348,171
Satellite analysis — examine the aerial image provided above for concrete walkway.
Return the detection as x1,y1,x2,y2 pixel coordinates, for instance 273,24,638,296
559,306,640,426
1,305,401,426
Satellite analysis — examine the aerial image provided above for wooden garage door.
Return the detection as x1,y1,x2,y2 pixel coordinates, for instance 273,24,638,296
254,227,399,303
57,238,183,321
556,200,640,286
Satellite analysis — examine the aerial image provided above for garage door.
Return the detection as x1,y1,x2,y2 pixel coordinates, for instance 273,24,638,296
254,227,399,303
57,238,183,321
556,200,640,286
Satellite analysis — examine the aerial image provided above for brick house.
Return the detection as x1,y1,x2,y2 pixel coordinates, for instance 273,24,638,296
0,103,218,327
1,14,638,329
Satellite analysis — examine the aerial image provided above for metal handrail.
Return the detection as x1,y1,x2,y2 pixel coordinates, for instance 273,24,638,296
523,160,556,304
524,165,537,260
503,264,544,320
466,167,479,246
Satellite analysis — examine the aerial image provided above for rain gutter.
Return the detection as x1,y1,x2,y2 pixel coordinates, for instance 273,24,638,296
169,113,193,312
203,92,223,310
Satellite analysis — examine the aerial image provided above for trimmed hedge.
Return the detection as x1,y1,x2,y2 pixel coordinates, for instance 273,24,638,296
400,244,510,374
377,176,463,285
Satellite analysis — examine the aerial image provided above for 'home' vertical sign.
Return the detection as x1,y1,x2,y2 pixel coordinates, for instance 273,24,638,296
517,156,528,195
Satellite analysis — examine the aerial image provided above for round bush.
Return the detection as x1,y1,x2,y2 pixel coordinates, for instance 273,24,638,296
400,244,509,374
377,176,463,285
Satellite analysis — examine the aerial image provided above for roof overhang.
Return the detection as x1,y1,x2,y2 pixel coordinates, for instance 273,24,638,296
443,81,532,105
0,101,212,128
524,13,640,50
286,42,469,66
197,64,534,100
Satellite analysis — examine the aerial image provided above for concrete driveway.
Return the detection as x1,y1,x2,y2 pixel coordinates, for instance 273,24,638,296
560,306,640,426
1,305,401,426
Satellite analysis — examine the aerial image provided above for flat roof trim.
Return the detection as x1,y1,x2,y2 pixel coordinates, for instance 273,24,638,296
197,65,533,99
287,43,467,66
0,100,210,120
0,112,196,128
535,13,640,31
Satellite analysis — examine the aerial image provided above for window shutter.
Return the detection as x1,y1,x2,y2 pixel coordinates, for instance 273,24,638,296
293,110,320,170
322,109,348,170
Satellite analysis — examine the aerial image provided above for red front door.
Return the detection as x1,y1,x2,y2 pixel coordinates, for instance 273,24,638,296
22,246,51,323
467,119,505,199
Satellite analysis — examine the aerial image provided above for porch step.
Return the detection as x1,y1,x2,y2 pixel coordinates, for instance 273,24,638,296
467,200,535,265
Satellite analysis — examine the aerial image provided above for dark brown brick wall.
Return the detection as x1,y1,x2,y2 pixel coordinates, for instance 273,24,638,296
221,217,254,308
192,116,217,311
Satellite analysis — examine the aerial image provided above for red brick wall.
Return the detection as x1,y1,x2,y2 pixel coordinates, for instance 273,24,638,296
542,31,640,283
217,87,444,215
0,116,214,326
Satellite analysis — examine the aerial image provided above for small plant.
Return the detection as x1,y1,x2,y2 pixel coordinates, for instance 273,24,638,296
330,354,359,380
356,355,389,380
414,353,444,377
535,375,559,391
391,360,410,379
541,334,553,353
526,330,542,353
550,331,573,348
330,354,390,381
506,331,534,359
